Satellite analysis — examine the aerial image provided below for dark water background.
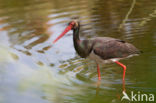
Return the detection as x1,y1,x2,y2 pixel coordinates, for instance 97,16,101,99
0,0,156,103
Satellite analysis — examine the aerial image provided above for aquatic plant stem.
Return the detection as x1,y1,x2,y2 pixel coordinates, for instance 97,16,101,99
119,0,136,30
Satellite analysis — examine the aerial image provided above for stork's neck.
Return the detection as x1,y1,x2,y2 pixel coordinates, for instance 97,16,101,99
73,26,92,58
73,26,82,56
73,26,80,42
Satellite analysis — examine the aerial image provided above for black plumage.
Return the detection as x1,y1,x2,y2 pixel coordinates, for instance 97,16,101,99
53,20,141,81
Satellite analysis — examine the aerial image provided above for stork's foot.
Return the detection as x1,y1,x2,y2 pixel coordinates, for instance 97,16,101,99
96,80,101,96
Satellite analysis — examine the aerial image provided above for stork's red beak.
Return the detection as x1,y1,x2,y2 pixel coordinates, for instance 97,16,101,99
52,24,73,44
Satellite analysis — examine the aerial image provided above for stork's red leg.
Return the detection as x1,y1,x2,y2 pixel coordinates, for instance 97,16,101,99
97,64,101,80
115,61,126,81
115,61,126,91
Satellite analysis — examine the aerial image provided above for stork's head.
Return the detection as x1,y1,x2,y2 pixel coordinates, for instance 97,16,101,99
52,20,80,44
68,20,80,30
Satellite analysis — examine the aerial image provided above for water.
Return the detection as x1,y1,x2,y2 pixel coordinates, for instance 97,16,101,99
0,0,156,103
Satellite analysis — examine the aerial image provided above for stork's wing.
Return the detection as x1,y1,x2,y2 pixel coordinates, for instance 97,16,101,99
93,39,140,60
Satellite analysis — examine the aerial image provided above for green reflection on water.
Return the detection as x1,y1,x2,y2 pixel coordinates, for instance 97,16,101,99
0,0,156,103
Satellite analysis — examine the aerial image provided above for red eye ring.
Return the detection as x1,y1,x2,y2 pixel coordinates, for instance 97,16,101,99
70,21,75,26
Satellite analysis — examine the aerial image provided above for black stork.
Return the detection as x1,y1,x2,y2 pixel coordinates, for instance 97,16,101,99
52,20,140,81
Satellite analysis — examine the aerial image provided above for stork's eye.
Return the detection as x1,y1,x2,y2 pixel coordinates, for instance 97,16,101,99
68,22,71,25
69,21,75,26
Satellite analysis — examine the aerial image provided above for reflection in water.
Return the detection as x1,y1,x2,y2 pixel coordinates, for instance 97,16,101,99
0,0,53,57
96,80,101,96
0,0,156,103
59,56,128,102
95,68,126,100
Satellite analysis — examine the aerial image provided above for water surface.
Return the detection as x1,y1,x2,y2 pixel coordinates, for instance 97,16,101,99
0,0,156,103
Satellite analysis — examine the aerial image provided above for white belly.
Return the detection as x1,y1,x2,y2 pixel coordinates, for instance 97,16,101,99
88,51,138,64
88,51,121,64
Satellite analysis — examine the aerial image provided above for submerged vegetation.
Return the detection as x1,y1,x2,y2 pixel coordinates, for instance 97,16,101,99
119,0,136,30
139,9,156,26
0,0,156,103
